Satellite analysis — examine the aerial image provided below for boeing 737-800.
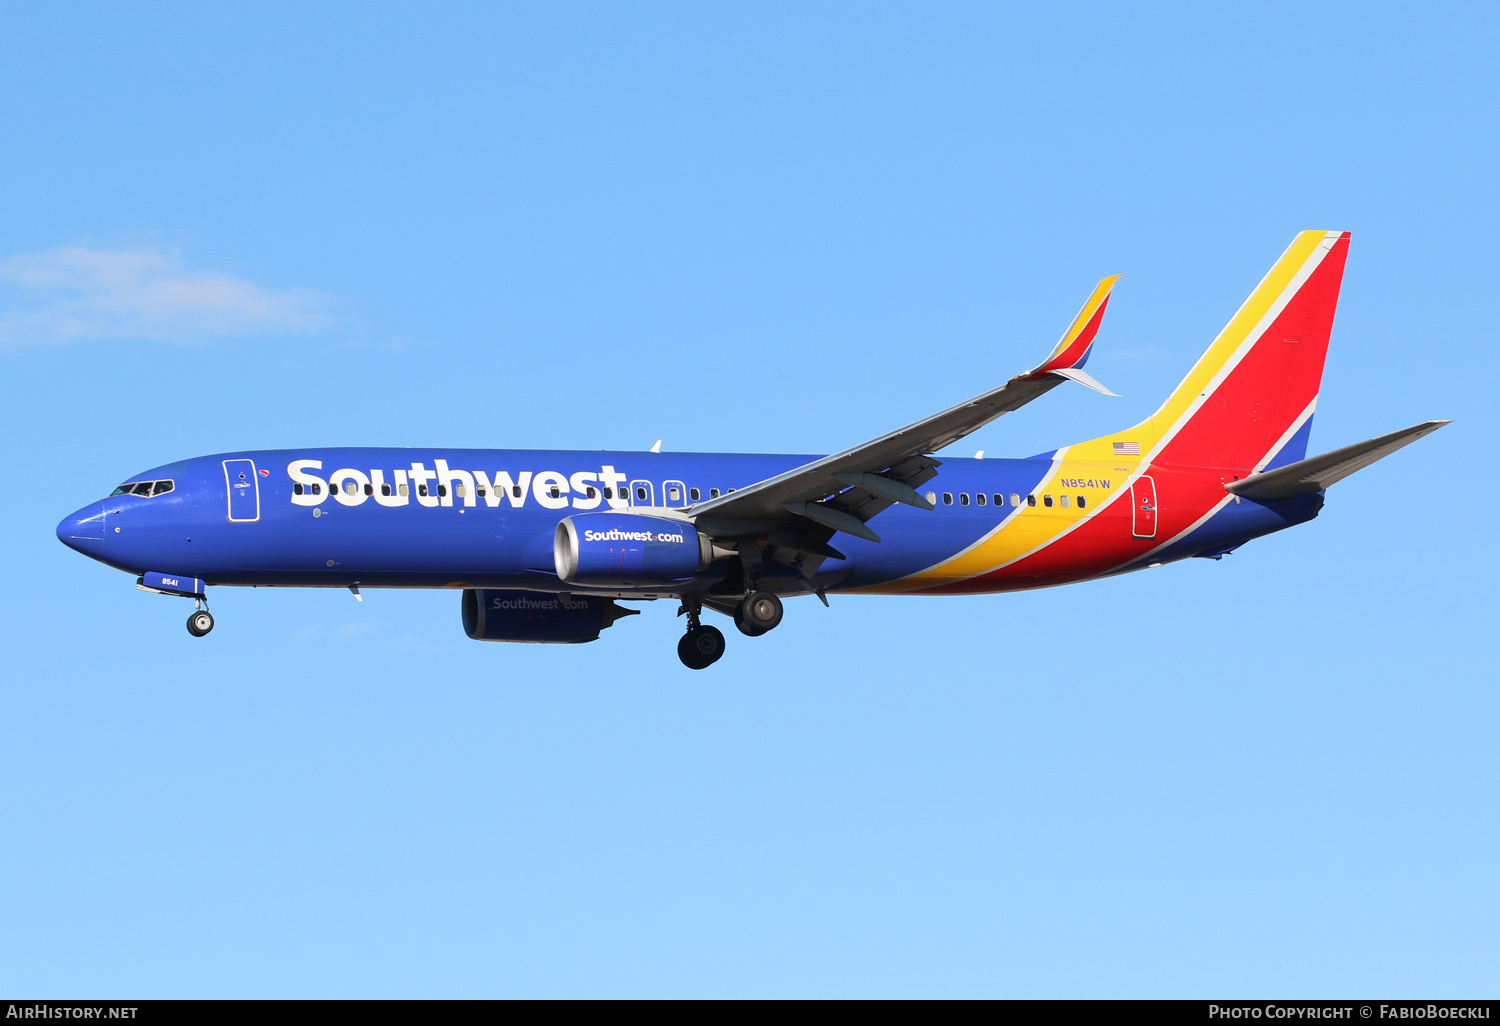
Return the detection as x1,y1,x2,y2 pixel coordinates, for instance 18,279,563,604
56,231,1447,667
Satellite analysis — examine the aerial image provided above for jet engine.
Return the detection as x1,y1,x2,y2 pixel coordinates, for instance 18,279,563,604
461,589,638,644
553,513,711,587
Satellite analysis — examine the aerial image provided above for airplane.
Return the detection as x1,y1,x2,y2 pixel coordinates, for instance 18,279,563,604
56,230,1448,668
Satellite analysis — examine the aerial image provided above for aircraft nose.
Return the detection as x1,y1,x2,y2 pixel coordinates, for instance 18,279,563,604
56,501,108,557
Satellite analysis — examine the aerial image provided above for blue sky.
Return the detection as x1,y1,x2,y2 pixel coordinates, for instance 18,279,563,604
1,1,1495,997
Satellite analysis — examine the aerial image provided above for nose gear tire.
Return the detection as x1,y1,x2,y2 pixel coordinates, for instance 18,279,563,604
187,611,215,637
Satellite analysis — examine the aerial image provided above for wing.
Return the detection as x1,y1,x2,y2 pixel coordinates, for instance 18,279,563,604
689,275,1123,546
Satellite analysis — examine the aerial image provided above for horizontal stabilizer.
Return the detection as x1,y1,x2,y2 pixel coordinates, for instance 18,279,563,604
1225,420,1450,501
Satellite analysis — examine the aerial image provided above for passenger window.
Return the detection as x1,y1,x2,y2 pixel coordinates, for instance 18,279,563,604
959,493,970,505
668,486,681,502
132,482,153,495
1044,495,1054,507
382,484,392,497
512,485,521,498
294,483,304,496
710,488,720,498
1026,494,1036,507
438,485,448,497
418,484,428,497
476,486,486,497
549,486,561,498
152,480,174,496
976,493,986,506
926,491,937,504
455,484,466,498
943,492,954,505
1060,494,1070,508
586,486,597,499
1077,496,1086,509
636,486,647,501
313,483,322,495
690,487,700,501
347,481,359,495
602,487,612,499
1010,493,1020,507
364,483,373,496
398,483,409,497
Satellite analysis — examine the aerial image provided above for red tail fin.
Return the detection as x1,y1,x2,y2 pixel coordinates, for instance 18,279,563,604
1072,230,1350,472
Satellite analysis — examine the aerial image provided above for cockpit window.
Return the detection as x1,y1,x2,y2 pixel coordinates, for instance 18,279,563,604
107,480,175,499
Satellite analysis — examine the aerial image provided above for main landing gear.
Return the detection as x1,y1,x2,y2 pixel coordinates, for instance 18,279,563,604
677,599,725,670
735,591,782,637
676,591,786,668
678,624,726,670
187,598,214,637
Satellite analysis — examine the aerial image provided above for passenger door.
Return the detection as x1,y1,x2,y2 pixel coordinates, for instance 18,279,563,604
1131,475,1157,539
224,459,261,522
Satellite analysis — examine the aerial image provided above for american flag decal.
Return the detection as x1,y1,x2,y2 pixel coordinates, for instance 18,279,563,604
1113,442,1141,455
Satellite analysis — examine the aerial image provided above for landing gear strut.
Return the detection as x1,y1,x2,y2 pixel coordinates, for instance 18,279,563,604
736,591,783,636
186,598,214,637
677,597,725,670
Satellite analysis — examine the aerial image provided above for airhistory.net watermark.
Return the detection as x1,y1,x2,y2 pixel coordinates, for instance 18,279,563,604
5,1008,137,1020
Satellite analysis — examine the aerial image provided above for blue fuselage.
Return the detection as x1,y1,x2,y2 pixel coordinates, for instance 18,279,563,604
56,447,1317,598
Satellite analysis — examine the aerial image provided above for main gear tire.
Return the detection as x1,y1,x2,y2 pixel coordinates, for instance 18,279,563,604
677,625,726,669
738,591,783,633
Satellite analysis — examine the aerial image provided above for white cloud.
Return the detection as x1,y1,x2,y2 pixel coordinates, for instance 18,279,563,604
0,244,332,345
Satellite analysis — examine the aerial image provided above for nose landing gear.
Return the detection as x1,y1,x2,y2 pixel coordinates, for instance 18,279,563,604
186,598,214,637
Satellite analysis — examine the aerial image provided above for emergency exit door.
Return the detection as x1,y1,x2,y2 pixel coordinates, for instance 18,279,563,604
1131,475,1157,539
224,459,261,522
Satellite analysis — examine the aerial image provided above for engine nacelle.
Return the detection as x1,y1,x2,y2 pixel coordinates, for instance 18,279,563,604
461,589,637,644
554,512,711,586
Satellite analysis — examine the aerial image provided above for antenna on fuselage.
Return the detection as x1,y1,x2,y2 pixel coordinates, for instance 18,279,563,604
650,439,662,453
